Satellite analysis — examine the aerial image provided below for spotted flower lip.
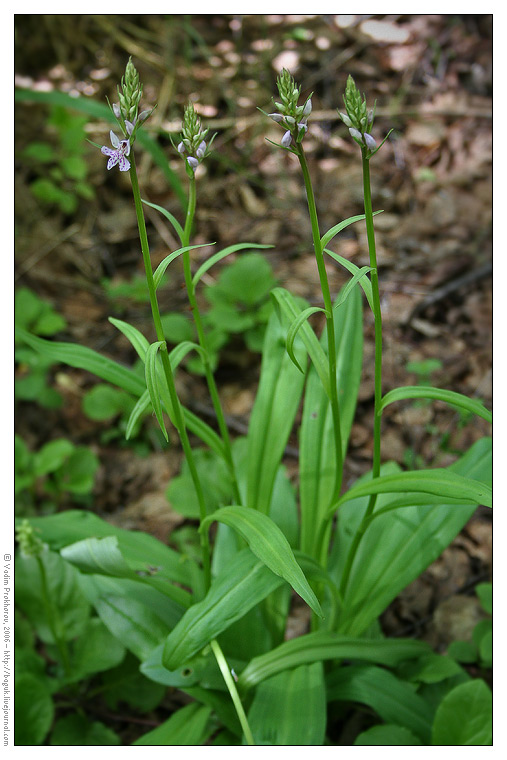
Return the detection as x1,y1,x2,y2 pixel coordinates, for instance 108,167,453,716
101,130,131,171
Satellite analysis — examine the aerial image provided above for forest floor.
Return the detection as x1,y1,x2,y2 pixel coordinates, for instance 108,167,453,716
15,13,492,720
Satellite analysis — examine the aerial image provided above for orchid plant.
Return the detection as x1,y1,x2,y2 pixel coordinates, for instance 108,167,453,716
15,60,492,746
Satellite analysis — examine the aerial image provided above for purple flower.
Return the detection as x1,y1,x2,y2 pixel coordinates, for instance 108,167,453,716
187,156,199,170
101,130,131,171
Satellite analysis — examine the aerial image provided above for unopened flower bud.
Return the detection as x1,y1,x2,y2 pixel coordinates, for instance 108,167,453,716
364,133,377,151
284,115,296,127
349,127,363,143
177,142,186,154
302,98,312,117
125,120,135,136
196,140,207,159
281,130,292,147
340,112,352,127
269,113,284,122
113,102,121,118
368,109,374,124
187,156,199,170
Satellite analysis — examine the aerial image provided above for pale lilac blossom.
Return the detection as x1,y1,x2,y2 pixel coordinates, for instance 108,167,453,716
187,156,199,170
101,130,131,171
281,130,292,147
364,133,377,151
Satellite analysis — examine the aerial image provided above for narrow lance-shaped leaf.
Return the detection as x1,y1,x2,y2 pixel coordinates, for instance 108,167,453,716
270,287,330,397
125,389,151,440
200,506,323,618
320,211,383,250
285,306,329,377
238,632,431,690
15,327,146,397
333,267,373,310
153,244,215,290
162,549,284,670
192,243,273,288
323,249,374,312
380,385,492,424
145,341,168,441
141,199,185,244
328,469,492,516
109,317,149,362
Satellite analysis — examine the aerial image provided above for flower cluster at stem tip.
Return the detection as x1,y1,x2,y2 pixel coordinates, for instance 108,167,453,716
176,103,215,176
16,519,47,559
100,57,154,172
339,74,378,153
266,68,312,149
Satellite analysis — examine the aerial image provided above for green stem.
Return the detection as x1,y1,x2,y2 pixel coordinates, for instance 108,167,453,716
181,177,242,505
129,150,211,590
338,148,383,599
210,639,255,746
36,556,71,676
297,146,343,560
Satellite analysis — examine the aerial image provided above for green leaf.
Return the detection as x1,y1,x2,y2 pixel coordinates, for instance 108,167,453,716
15,549,90,644
125,389,151,439
354,725,422,746
399,653,463,684
331,437,492,636
323,248,374,311
447,640,479,664
299,283,363,561
15,327,146,396
103,653,165,712
108,317,150,361
270,287,330,396
33,438,74,476
320,211,383,249
476,582,492,615
14,328,229,462
431,680,492,745
50,714,120,746
192,243,273,288
153,244,214,290
68,618,125,680
380,385,492,424
328,664,433,742
285,306,328,375
167,448,233,519
22,510,199,601
209,252,277,306
141,199,185,244
331,468,492,515
201,506,322,618
161,312,195,343
58,446,99,494
94,594,170,661
334,266,373,309
133,703,213,746
246,309,306,513
145,341,168,441
60,155,87,180
247,663,326,746
82,384,132,421
238,633,431,691
14,674,54,745
162,549,284,670
61,536,140,578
